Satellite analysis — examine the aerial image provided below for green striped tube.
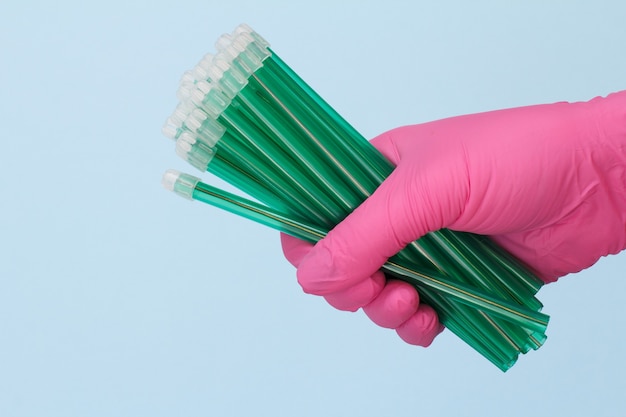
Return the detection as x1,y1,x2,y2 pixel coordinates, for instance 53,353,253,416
162,24,550,370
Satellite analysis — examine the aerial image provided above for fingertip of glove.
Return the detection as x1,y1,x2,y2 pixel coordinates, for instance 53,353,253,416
395,304,443,347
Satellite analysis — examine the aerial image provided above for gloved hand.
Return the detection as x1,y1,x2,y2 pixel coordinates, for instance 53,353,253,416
282,90,626,347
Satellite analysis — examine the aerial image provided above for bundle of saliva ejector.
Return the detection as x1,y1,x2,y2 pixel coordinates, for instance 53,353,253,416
161,23,550,371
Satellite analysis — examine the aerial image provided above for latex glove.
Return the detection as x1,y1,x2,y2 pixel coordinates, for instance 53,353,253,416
282,90,626,346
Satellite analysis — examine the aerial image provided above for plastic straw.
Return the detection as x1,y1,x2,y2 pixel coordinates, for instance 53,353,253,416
163,169,549,370
161,23,550,371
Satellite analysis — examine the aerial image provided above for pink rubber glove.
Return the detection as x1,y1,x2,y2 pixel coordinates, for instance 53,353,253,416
282,90,626,346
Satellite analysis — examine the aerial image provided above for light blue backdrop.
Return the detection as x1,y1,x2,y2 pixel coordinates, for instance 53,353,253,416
1,1,624,416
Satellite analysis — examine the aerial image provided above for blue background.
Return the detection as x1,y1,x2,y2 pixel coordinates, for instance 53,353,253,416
1,1,625,416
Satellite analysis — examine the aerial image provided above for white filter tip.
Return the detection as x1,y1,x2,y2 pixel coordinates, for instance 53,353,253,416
215,33,233,51
161,169,181,192
162,121,178,140
161,169,200,200
179,70,195,86
234,23,254,35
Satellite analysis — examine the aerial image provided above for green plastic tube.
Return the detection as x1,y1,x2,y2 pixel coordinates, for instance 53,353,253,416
236,55,550,343
162,170,548,370
162,24,551,370
245,52,544,290
163,171,548,331
256,52,546,305
172,125,542,365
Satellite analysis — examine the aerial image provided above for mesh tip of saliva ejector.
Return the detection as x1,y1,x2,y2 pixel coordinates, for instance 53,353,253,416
175,131,216,172
162,169,200,200
163,22,270,140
